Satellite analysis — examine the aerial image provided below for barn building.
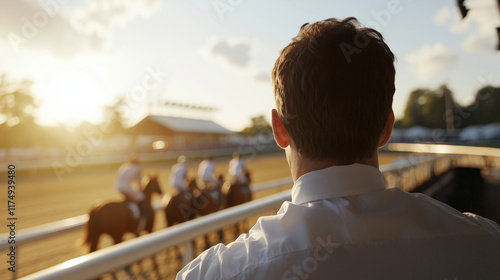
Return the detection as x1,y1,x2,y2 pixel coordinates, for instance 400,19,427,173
127,115,235,151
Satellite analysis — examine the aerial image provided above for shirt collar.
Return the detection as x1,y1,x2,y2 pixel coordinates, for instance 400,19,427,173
291,163,387,204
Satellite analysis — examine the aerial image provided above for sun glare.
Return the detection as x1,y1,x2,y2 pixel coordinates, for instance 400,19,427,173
38,67,107,127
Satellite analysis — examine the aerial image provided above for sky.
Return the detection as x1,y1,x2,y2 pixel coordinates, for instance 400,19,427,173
0,0,499,132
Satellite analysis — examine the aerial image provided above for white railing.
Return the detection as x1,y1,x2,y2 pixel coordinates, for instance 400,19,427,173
16,144,500,279
387,143,500,158
19,190,291,280
0,215,88,251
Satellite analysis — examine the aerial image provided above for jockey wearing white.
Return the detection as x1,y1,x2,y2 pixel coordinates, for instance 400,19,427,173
169,155,189,193
197,156,219,188
229,153,248,185
115,155,145,203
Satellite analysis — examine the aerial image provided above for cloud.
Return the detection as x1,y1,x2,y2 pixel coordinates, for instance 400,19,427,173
433,6,471,33
406,43,457,82
211,39,254,68
71,0,161,38
433,7,455,26
459,0,500,53
255,71,271,84
462,34,497,53
200,37,260,69
199,37,269,84
0,0,161,58
434,0,500,53
465,0,500,33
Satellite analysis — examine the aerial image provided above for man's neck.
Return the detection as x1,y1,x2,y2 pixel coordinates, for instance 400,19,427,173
286,147,379,182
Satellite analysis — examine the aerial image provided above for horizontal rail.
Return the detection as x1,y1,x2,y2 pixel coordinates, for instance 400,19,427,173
1,215,88,250
251,177,293,192
0,177,293,251
380,153,438,172
19,190,291,280
387,143,500,157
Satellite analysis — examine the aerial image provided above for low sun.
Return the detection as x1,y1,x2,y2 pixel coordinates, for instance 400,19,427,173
38,67,108,127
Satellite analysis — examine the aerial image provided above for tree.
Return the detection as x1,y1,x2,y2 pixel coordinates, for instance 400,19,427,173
461,86,500,127
240,115,272,136
101,95,128,136
0,75,39,147
395,85,456,129
0,75,37,126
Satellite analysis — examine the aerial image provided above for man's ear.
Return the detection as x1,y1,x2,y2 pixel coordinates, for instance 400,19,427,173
378,110,395,148
272,109,290,149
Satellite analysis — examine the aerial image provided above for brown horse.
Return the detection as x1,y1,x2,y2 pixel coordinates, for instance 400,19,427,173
162,179,198,263
225,171,252,207
163,174,225,251
224,171,252,236
195,174,225,214
162,179,197,227
83,176,162,252
194,174,226,248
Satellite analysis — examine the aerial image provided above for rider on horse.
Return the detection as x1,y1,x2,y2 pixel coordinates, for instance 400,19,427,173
115,154,146,229
228,152,249,185
197,156,219,189
169,155,191,198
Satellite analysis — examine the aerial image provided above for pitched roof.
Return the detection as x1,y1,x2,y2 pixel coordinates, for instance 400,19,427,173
130,115,234,135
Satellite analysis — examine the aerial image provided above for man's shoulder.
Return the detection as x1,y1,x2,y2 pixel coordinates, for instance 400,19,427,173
176,206,296,277
177,191,500,279
462,212,500,234
176,202,346,279
396,189,500,235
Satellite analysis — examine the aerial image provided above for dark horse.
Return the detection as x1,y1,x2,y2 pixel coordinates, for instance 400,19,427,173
161,179,198,263
83,176,162,252
162,179,198,227
225,171,252,207
224,171,252,236
163,174,225,251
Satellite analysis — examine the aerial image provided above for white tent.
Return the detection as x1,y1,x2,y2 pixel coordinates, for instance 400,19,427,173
404,126,433,141
459,125,482,141
481,124,500,139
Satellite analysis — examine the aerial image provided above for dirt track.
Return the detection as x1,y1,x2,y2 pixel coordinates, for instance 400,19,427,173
1,151,401,279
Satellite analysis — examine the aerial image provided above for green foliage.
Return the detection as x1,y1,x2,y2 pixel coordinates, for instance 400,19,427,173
396,85,451,129
0,75,37,127
459,86,500,127
0,75,41,148
395,84,500,130
240,115,272,136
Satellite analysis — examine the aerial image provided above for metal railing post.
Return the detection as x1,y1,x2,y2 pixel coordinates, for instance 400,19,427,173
182,240,194,267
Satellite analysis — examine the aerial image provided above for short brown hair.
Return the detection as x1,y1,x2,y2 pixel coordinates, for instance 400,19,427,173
272,17,395,162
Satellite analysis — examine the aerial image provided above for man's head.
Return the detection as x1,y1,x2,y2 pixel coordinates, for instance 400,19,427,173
272,17,395,163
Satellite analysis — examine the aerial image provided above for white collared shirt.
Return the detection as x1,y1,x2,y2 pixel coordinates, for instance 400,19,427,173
177,164,500,280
